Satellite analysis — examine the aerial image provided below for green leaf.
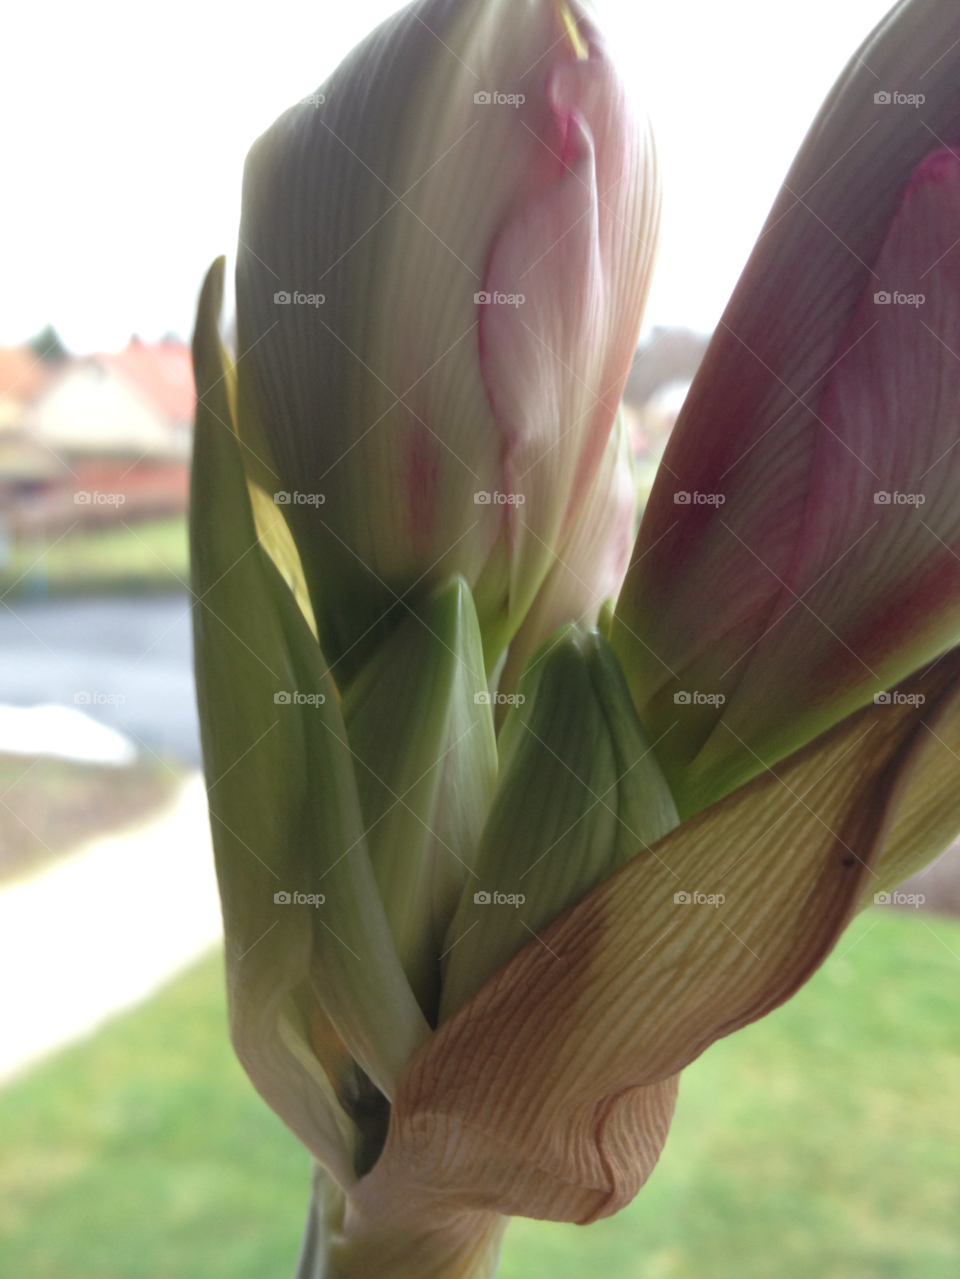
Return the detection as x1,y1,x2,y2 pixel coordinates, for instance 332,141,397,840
439,626,679,1019
190,259,430,1173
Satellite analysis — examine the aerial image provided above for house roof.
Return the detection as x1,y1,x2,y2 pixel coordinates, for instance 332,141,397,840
97,337,195,425
26,350,193,459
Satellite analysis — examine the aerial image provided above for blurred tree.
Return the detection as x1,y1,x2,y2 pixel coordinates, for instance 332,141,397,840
28,325,69,363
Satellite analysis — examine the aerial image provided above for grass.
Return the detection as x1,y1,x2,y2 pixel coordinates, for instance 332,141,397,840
0,518,189,596
0,959,307,1279
501,908,960,1279
0,909,958,1278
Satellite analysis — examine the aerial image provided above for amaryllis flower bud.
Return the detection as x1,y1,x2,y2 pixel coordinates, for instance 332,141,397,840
234,0,658,685
189,4,960,1277
611,0,960,817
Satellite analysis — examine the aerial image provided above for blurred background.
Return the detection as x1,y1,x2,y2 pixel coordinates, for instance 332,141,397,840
1,0,959,1275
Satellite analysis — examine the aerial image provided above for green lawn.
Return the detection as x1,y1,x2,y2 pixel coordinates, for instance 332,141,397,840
1,909,958,1278
1,518,189,596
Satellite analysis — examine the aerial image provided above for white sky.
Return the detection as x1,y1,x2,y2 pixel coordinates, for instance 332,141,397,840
0,0,896,354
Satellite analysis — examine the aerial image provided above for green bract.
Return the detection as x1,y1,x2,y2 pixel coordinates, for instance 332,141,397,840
192,258,430,1182
342,574,497,1022
440,626,678,1017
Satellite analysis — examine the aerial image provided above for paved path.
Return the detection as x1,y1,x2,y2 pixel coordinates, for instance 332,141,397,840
0,772,222,1084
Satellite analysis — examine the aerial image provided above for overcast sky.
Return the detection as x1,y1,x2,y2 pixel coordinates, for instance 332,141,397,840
0,0,896,353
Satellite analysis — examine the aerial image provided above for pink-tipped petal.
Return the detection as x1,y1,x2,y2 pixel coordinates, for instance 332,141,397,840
476,33,658,638
683,147,960,810
613,0,960,814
